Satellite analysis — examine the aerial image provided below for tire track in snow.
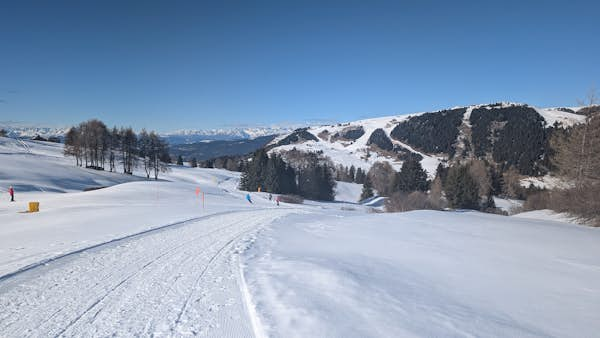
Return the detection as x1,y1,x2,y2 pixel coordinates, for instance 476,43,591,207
0,210,252,283
2,211,255,336
49,217,251,337
172,222,255,330
0,208,294,337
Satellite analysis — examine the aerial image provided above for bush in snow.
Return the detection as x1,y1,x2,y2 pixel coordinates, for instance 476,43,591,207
385,191,439,212
278,194,304,204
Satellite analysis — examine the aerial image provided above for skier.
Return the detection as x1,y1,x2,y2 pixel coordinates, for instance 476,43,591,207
276,195,280,206
8,186,14,202
246,193,253,204
268,193,272,201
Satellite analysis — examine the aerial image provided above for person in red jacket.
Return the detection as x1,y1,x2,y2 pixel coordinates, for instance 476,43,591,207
9,186,14,202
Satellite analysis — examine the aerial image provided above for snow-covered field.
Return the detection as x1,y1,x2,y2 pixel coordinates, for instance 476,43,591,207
1,137,599,337
244,211,600,337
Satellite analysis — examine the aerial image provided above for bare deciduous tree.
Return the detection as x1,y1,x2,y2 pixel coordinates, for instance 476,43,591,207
367,161,396,197
548,90,600,225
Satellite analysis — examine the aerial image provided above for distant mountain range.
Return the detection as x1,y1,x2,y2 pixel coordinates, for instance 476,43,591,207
160,126,296,144
0,121,295,144
0,122,70,139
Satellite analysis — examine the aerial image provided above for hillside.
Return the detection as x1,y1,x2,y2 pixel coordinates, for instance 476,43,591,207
267,103,586,177
0,137,142,194
169,135,276,161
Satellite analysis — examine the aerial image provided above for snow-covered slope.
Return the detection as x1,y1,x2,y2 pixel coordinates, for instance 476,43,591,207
535,107,587,127
244,210,600,337
0,137,142,193
2,129,599,337
334,181,363,203
271,113,444,174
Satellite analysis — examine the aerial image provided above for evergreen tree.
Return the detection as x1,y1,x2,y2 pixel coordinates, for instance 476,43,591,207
298,164,335,201
239,149,290,193
349,165,356,182
320,164,336,200
355,167,366,184
190,157,198,168
280,162,297,194
444,164,480,209
264,154,281,193
176,155,184,166
360,177,374,201
435,163,449,186
395,156,429,192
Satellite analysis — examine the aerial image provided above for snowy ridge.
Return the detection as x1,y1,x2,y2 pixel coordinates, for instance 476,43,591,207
535,107,587,127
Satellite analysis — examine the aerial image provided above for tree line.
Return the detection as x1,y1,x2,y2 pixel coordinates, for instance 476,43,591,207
64,119,171,179
335,164,367,184
239,149,336,201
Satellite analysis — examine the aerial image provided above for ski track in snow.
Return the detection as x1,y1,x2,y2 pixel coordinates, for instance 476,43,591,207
0,208,293,337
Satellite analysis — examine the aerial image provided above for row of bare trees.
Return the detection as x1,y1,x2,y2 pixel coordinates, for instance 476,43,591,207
64,119,170,179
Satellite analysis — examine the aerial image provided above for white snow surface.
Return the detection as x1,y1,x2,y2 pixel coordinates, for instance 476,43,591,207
334,181,363,203
535,107,587,127
1,137,599,337
493,197,524,214
243,211,600,337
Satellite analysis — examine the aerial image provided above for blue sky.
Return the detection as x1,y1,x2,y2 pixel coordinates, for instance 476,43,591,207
1,0,599,132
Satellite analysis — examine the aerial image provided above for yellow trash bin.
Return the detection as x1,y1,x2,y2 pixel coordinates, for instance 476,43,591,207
28,202,39,213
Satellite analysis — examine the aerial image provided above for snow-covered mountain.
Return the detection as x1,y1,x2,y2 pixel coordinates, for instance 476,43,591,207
161,126,297,144
0,122,70,139
266,103,587,177
0,122,295,144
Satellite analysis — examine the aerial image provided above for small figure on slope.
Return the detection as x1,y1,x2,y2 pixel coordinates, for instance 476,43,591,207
8,186,14,202
246,193,253,204
276,195,280,206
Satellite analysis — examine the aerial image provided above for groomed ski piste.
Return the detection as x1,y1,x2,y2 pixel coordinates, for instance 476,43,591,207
1,136,599,337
